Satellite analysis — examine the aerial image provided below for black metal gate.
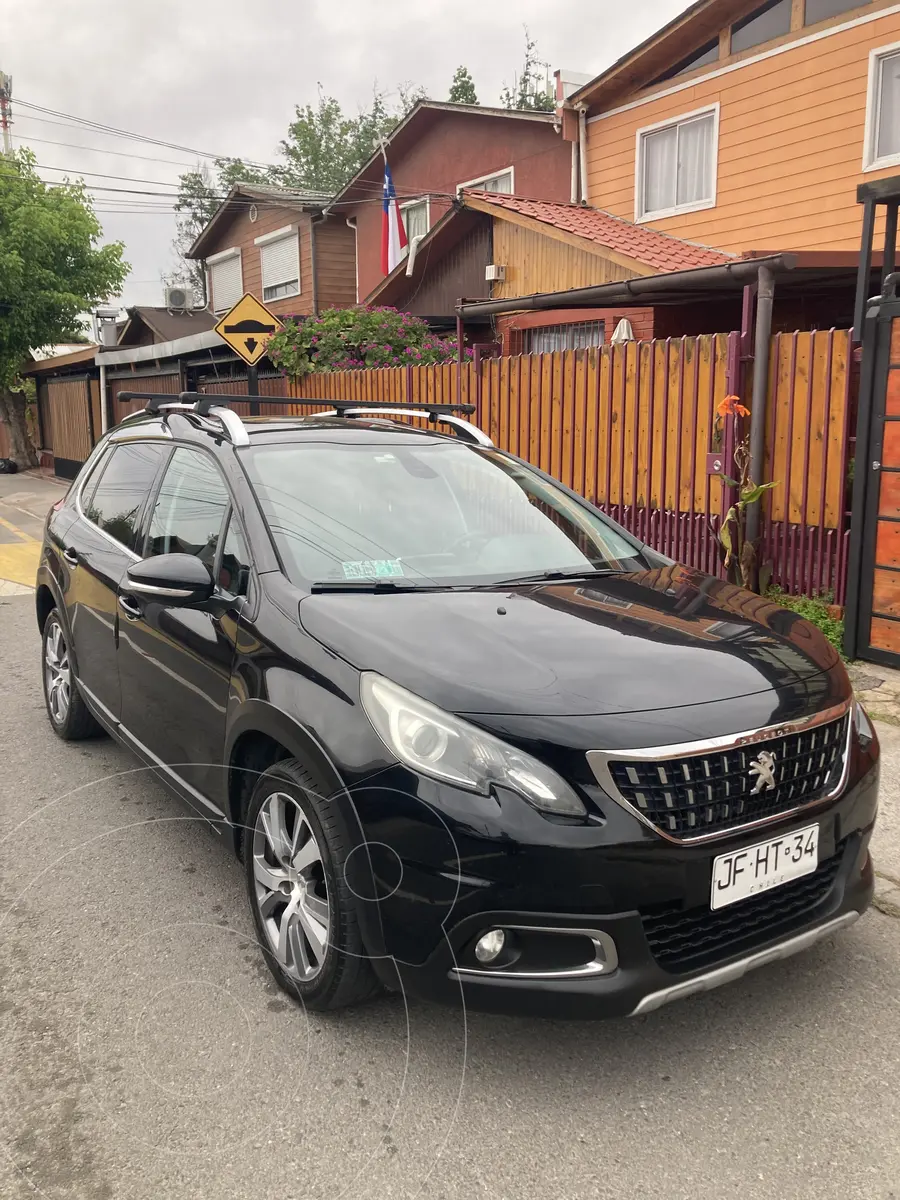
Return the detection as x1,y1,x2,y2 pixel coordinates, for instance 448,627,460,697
845,177,900,665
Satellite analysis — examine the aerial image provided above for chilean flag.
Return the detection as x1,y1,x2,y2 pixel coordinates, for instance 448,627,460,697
381,162,408,275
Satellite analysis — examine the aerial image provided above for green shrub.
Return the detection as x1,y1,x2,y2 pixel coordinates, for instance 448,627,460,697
266,306,471,379
767,588,844,655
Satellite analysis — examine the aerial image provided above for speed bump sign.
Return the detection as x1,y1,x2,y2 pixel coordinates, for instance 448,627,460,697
214,292,284,367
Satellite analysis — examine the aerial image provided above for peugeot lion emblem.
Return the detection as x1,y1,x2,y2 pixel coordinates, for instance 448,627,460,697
749,750,777,794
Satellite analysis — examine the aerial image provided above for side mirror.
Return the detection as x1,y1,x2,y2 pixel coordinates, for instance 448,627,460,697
125,554,214,606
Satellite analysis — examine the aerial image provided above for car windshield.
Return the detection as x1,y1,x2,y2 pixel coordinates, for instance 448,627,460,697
243,439,647,588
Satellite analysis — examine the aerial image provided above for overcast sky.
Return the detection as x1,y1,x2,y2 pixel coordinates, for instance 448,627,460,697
1,0,689,308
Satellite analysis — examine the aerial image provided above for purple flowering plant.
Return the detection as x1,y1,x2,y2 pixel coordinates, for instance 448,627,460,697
266,305,470,378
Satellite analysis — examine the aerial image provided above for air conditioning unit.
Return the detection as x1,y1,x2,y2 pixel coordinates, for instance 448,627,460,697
485,264,506,282
165,284,194,312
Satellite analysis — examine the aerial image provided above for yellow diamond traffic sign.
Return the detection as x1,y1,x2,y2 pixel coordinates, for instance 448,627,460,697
214,292,284,367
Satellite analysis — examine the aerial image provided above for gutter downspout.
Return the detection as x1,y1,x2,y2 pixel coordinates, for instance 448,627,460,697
310,214,323,317
99,360,108,435
570,140,579,205
91,311,109,436
577,106,588,205
744,264,776,552
346,217,359,303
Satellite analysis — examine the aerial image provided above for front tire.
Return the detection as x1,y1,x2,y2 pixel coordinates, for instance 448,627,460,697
244,758,380,1011
41,609,102,741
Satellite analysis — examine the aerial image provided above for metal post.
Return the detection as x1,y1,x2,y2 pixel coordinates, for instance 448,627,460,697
740,283,756,360
745,265,775,549
883,201,898,283
853,198,876,343
456,307,464,409
247,364,259,416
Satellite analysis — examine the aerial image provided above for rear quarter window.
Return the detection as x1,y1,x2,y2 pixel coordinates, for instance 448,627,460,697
82,441,168,553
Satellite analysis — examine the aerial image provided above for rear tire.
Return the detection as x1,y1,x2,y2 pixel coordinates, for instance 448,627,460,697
41,609,103,741
244,757,381,1012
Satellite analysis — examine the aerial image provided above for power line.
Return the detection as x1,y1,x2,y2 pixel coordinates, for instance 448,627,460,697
15,96,274,168
11,132,208,168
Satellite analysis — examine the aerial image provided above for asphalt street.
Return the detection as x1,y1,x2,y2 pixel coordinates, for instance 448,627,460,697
1,477,899,1199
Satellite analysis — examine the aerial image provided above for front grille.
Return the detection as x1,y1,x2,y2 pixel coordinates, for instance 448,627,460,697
607,713,849,840
642,842,846,974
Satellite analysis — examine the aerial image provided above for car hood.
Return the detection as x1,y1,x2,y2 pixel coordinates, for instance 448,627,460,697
297,565,841,719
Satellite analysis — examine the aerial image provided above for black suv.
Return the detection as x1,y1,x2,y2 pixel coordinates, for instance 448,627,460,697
36,393,879,1019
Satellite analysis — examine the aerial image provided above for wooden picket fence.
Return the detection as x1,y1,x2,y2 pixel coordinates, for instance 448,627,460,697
275,331,853,600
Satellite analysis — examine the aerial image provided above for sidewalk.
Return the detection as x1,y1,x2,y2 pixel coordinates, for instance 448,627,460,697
847,662,900,917
0,469,68,596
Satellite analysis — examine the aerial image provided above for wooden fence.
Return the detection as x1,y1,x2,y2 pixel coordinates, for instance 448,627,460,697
283,330,854,600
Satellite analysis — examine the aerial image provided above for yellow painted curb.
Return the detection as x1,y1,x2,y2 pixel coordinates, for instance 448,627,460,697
0,541,41,588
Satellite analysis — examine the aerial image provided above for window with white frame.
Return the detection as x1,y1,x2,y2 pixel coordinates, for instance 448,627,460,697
460,168,514,194
637,108,718,221
865,45,900,170
208,248,242,313
256,227,300,301
401,199,429,247
524,321,605,354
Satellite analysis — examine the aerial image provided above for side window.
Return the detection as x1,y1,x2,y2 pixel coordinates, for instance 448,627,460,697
78,447,112,511
217,512,252,597
146,448,230,573
83,442,167,552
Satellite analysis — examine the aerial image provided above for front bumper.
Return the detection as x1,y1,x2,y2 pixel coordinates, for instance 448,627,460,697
354,758,878,1019
389,834,873,1019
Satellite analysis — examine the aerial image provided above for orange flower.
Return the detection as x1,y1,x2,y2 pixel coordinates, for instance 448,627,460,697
717,394,750,418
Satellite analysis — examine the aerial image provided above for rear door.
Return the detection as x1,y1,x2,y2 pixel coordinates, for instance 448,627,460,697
116,446,252,811
60,441,168,721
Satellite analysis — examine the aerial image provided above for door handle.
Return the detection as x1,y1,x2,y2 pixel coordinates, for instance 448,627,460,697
118,595,143,621
63,548,79,568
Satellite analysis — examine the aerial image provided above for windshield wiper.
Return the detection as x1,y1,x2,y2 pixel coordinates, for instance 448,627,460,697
309,579,430,594
481,568,627,588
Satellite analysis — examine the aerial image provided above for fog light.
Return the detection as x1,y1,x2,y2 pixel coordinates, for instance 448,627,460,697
474,929,506,964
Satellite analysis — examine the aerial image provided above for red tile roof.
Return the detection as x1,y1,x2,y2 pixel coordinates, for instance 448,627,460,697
462,192,732,273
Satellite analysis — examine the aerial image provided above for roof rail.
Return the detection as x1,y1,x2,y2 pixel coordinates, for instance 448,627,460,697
115,392,489,448
115,391,249,446
320,406,493,447
175,393,476,418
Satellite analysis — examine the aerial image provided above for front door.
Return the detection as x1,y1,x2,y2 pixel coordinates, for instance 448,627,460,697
62,441,168,721
116,446,252,813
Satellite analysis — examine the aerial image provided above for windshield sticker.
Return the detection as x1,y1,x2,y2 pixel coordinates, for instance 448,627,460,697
342,559,405,580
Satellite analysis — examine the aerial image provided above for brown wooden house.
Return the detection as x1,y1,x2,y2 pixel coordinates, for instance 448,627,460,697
330,101,574,305
186,183,356,318
371,189,738,351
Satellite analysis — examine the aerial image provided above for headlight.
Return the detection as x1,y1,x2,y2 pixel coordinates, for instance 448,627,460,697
852,699,875,749
360,673,587,817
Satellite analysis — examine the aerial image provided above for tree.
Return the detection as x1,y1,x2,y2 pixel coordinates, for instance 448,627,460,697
500,27,556,112
166,158,272,294
0,150,128,466
170,83,428,283
276,83,425,195
448,66,478,106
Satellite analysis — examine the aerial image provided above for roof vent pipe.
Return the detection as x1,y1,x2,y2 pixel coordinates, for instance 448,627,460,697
578,105,589,205
406,235,425,277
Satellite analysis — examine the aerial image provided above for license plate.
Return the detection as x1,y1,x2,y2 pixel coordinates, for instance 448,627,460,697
710,824,819,910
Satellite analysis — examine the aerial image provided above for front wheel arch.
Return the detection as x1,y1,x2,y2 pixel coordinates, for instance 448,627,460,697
225,701,388,963
226,701,351,857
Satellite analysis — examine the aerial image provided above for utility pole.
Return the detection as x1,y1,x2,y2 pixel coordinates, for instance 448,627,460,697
0,72,12,155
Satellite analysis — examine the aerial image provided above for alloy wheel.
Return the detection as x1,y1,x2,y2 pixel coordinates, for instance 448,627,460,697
252,792,331,983
44,620,71,726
